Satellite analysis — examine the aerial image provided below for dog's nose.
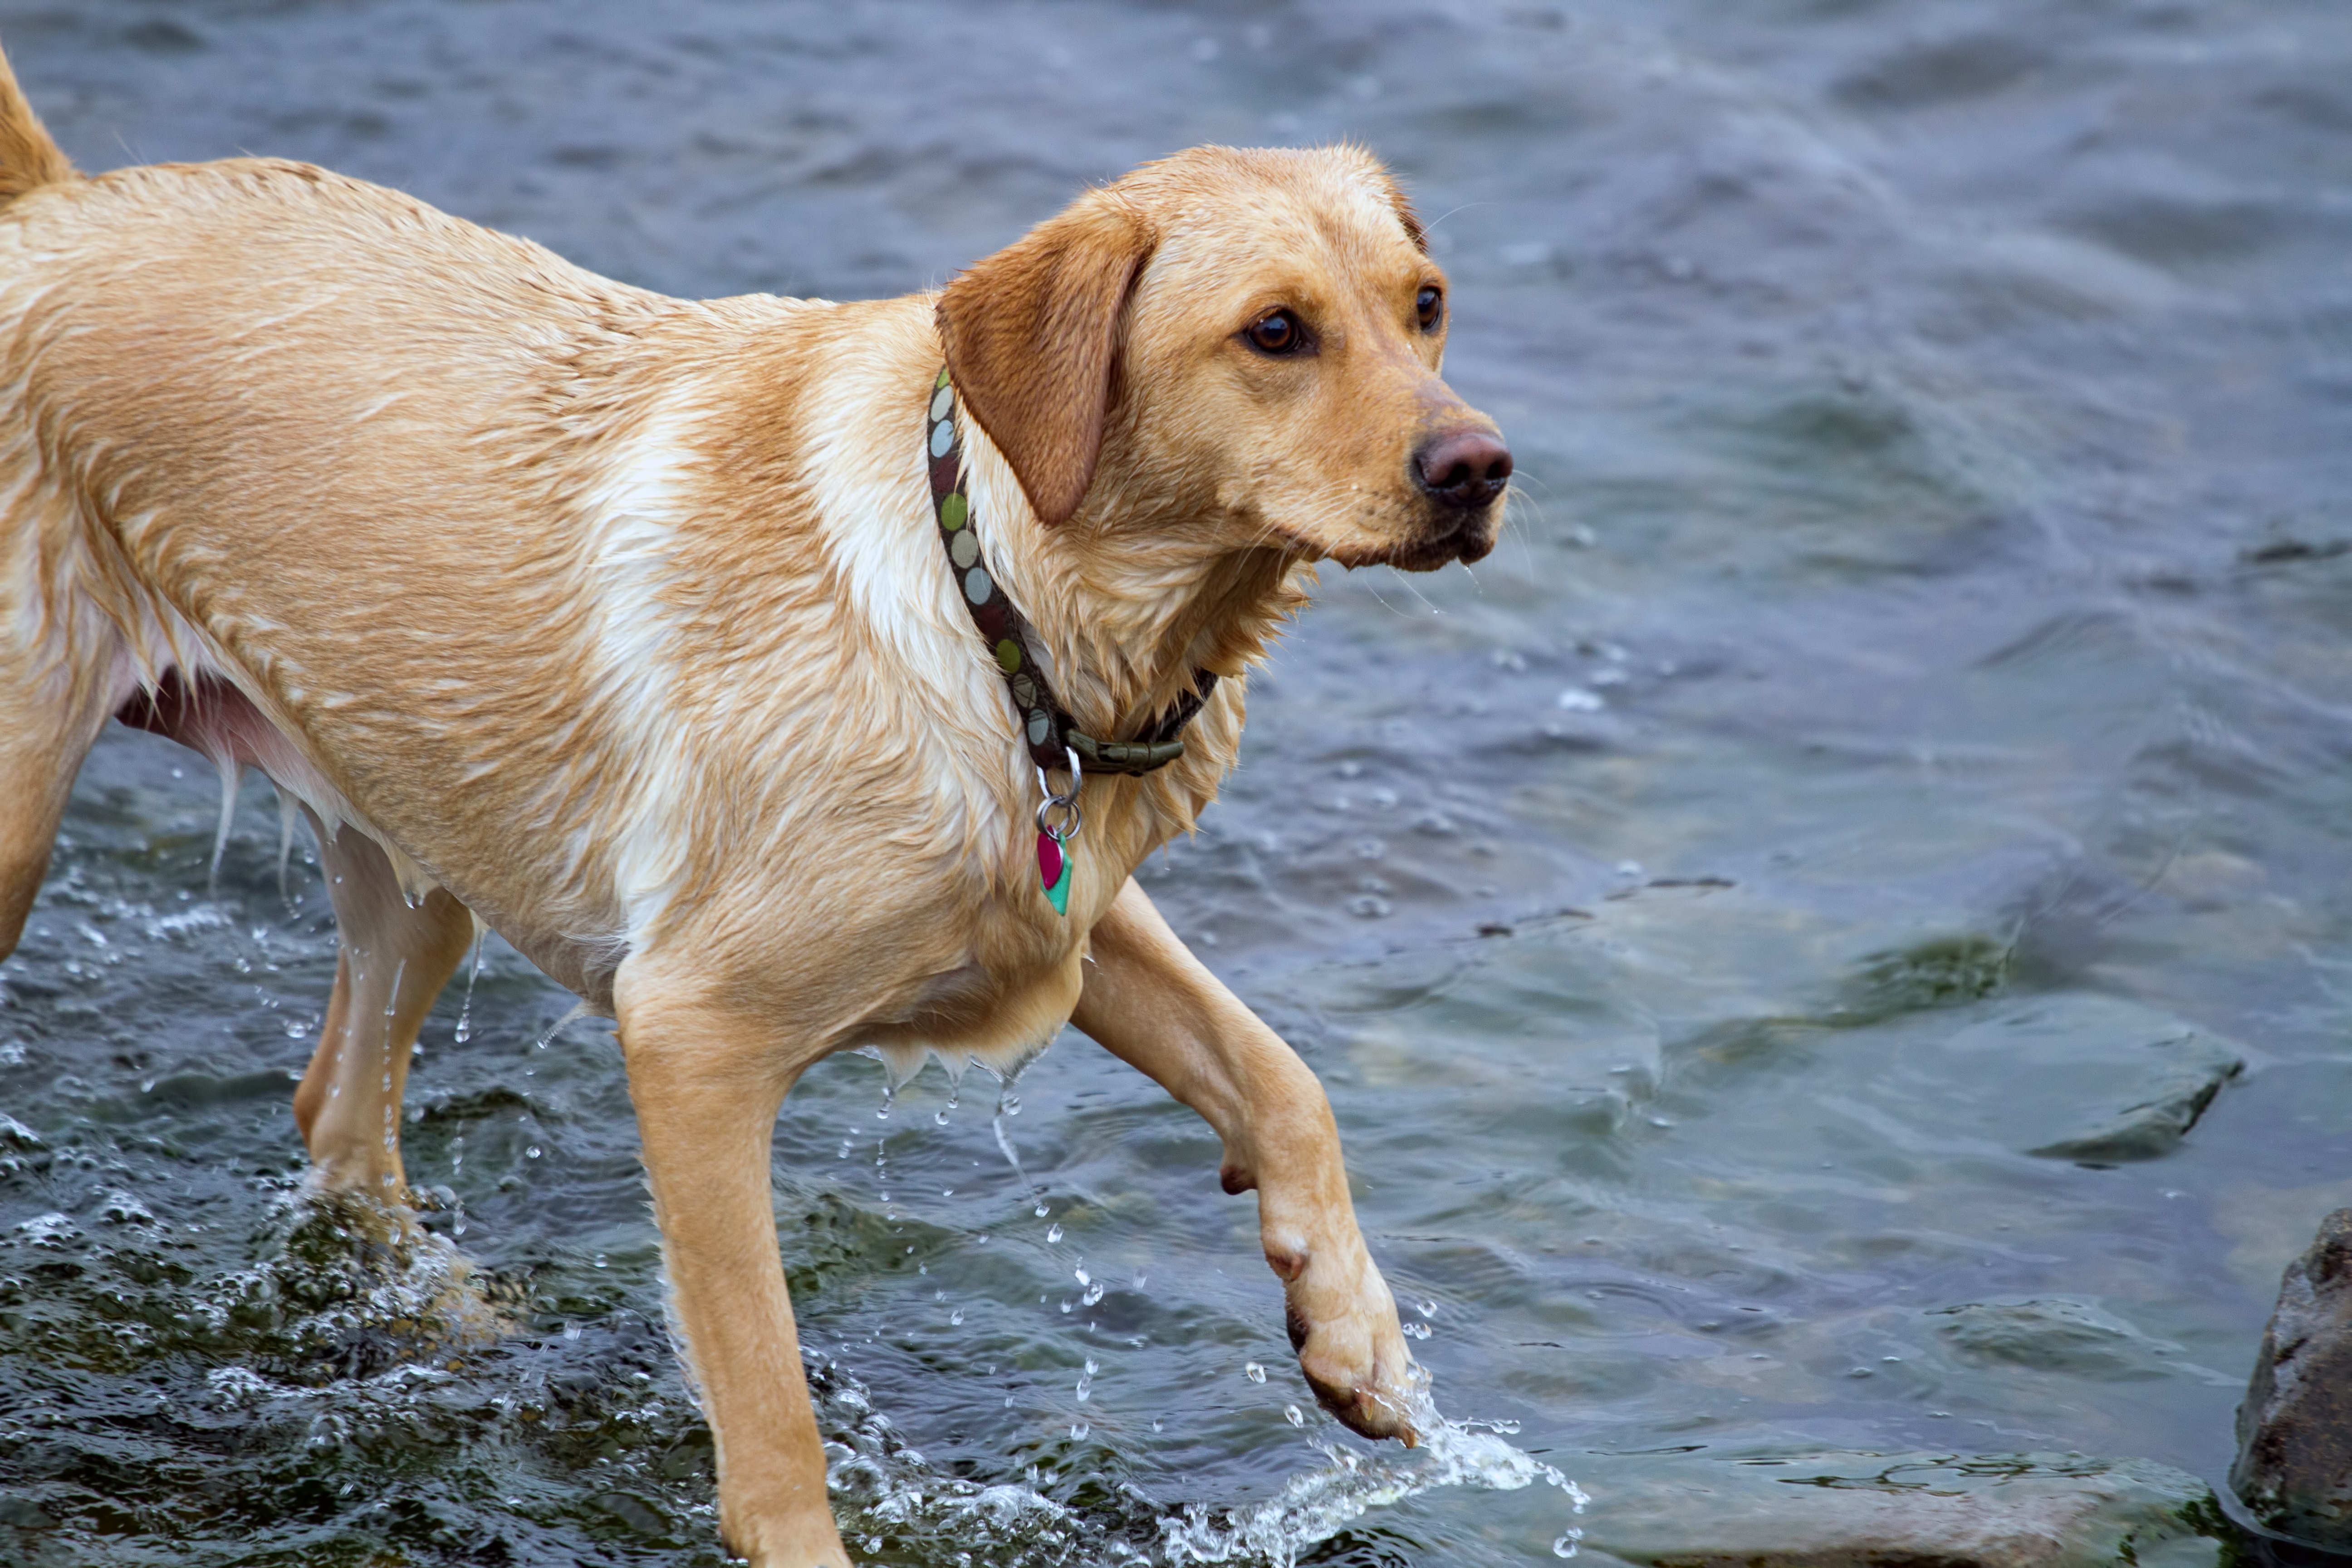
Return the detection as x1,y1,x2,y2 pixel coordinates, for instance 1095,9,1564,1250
1414,428,1513,510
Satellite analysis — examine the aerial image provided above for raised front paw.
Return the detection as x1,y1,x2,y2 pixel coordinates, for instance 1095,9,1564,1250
1271,1240,1423,1445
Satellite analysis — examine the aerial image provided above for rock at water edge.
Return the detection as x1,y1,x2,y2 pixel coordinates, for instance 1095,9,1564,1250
2233,1207,2352,1549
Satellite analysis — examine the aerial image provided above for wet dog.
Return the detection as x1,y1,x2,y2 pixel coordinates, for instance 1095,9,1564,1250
0,43,1509,1567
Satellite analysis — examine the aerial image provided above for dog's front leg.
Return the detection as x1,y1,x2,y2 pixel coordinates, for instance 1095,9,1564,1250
617,976,852,1568
1072,878,1420,1443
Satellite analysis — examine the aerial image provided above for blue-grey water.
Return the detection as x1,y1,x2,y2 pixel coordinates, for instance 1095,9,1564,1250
3,2,2349,1563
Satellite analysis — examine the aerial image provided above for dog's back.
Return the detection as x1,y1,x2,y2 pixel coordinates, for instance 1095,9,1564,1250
0,76,990,1008
0,75,774,983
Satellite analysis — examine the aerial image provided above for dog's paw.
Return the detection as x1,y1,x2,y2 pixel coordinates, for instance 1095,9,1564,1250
1271,1240,1422,1445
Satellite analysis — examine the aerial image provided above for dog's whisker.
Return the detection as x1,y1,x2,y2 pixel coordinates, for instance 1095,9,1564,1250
1389,566,1442,615
1500,489,1546,580
1424,198,1502,233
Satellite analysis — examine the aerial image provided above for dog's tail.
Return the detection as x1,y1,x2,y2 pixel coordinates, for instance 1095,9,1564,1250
0,38,76,205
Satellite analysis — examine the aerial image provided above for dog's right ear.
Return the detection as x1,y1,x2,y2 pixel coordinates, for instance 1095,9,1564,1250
937,196,1154,528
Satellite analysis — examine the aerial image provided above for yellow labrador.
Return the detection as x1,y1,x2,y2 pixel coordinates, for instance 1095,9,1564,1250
0,44,1510,1567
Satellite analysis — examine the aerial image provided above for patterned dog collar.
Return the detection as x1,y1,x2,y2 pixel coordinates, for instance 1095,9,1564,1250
924,367,1215,777
925,368,1217,911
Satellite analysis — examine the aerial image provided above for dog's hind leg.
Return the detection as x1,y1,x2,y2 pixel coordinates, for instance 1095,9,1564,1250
290,808,474,1201
0,619,116,962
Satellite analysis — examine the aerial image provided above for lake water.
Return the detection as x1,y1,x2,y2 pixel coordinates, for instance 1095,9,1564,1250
4,1,2349,1564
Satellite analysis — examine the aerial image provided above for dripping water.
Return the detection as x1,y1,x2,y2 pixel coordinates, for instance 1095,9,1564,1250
273,783,299,900
534,1001,587,1052
988,1065,1038,1204
453,921,486,1045
206,755,242,893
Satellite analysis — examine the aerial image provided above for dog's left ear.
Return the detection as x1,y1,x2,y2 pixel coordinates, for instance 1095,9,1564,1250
937,195,1154,527
1381,176,1430,255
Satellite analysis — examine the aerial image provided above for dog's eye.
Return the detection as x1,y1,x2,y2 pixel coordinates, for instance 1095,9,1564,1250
1416,286,1444,330
1246,310,1304,355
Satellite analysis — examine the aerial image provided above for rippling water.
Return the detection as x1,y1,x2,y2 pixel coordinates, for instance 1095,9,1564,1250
5,1,2350,1563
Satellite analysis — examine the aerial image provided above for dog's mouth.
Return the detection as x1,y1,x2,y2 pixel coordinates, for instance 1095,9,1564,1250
1279,510,1499,572
1391,519,1497,570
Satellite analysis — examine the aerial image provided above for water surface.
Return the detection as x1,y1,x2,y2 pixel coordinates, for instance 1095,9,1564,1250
4,1,2350,1563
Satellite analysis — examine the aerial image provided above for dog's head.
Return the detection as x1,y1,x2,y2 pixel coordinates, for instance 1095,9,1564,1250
938,146,1508,570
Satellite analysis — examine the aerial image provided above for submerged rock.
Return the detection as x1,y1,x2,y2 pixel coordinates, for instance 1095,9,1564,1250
1581,1448,2229,1568
2233,1208,2352,1549
1934,995,2244,1163
1931,1298,2216,1383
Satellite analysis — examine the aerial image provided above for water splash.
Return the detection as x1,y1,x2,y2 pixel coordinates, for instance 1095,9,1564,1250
1156,1381,1590,1567
815,1357,1111,1564
807,1351,1583,1568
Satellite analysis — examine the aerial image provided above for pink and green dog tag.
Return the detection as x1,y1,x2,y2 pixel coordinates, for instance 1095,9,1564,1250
1036,830,1073,914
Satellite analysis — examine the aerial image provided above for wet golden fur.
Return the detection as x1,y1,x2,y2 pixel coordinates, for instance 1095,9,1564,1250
0,44,1505,1568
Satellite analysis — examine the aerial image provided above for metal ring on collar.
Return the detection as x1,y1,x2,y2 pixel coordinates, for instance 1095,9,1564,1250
1034,746,1084,843
1035,792,1082,842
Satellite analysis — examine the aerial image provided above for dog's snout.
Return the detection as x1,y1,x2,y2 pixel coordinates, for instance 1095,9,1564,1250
1413,428,1513,510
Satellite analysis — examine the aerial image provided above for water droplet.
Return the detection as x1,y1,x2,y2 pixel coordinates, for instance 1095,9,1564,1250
1082,1282,1105,1306
1554,1530,1583,1558
1070,1420,1089,1440
1074,1266,1091,1286
949,1309,963,1326
1403,1321,1431,1340
1046,1223,1063,1244
1284,1404,1303,1426
593,1253,606,1269
1245,1362,1266,1383
526,1145,541,1159
1151,1419,1162,1432
1417,1299,1438,1318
